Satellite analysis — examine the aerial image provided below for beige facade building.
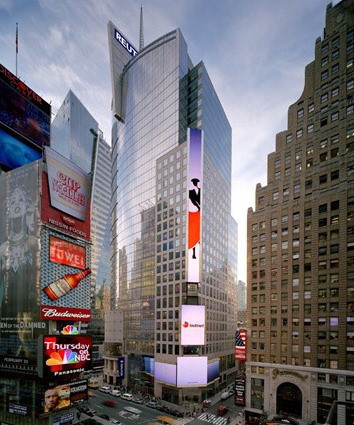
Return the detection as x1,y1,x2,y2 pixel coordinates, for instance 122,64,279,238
247,1,354,423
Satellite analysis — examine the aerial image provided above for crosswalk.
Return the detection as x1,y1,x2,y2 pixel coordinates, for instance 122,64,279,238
174,418,194,425
198,412,229,425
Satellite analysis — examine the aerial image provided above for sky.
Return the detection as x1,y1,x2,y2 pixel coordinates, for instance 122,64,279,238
0,0,340,282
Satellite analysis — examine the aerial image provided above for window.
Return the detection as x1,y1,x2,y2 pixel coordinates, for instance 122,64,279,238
307,124,314,133
331,170,339,180
319,174,328,184
296,129,303,138
308,104,314,113
332,87,339,97
286,134,292,144
331,111,339,121
297,109,304,119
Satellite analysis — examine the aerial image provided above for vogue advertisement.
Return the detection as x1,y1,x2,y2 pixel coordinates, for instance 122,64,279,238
187,128,203,283
0,162,44,369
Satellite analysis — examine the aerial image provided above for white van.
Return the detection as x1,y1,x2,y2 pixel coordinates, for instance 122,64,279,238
121,393,133,401
110,389,121,397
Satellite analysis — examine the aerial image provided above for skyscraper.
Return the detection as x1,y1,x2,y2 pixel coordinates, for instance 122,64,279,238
108,20,237,402
51,90,112,295
247,1,354,423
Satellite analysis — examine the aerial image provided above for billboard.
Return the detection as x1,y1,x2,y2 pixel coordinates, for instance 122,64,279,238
49,236,86,270
155,362,176,385
40,227,91,321
235,329,247,361
0,125,42,171
187,128,203,283
0,162,44,369
45,147,91,221
118,356,125,379
38,335,92,378
41,380,88,414
0,63,50,148
207,359,220,383
177,356,207,387
180,305,205,346
41,171,91,241
235,376,246,406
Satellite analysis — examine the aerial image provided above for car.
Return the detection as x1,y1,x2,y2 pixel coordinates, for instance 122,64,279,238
203,399,212,408
111,420,122,425
98,413,110,420
132,396,144,404
217,405,229,416
103,399,116,407
86,408,97,417
100,386,111,393
110,389,121,397
221,391,231,400
121,393,133,401
146,401,158,409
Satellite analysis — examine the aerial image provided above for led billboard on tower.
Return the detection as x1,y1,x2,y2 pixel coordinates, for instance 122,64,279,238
180,305,205,346
187,128,203,283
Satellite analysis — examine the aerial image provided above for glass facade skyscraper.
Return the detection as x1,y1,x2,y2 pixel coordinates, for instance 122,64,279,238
108,22,237,402
52,90,111,295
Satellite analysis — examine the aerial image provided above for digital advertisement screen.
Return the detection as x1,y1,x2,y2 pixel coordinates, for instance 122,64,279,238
49,236,86,270
40,227,91,322
0,125,42,171
187,128,203,283
0,162,43,370
45,147,91,221
39,335,92,378
155,362,176,385
142,356,155,375
177,357,207,387
207,359,220,382
180,304,205,346
0,64,50,148
41,380,88,415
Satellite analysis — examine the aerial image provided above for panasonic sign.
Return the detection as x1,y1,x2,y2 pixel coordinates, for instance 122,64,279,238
114,29,138,57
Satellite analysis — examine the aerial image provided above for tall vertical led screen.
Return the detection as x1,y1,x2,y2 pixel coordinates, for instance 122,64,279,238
0,162,45,370
235,329,247,361
41,148,92,321
187,128,203,283
180,305,205,346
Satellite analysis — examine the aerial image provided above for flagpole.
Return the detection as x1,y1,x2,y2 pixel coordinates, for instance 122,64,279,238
16,22,18,77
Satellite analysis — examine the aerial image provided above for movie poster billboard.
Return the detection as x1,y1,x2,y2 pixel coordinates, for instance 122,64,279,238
180,305,205,346
41,380,88,415
0,63,51,149
0,162,46,369
40,227,91,322
38,335,92,378
187,128,203,283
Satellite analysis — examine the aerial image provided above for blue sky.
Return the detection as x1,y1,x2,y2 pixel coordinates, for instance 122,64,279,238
0,0,338,282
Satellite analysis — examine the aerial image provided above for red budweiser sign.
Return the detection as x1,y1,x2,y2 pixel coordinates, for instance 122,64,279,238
41,306,91,322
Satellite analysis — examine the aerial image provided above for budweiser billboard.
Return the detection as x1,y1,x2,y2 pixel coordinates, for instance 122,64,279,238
49,236,86,270
40,227,91,321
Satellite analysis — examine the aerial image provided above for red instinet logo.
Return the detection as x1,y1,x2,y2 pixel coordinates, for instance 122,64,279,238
182,321,189,328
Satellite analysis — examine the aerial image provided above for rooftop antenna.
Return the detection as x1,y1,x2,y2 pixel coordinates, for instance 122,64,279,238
15,22,18,76
139,4,144,50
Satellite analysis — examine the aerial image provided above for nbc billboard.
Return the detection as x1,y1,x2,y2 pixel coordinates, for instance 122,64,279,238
187,128,203,283
0,63,50,149
180,305,205,346
38,335,92,378
177,356,207,387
